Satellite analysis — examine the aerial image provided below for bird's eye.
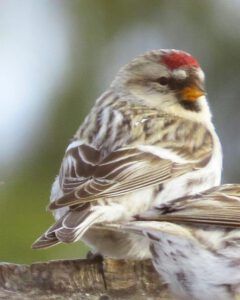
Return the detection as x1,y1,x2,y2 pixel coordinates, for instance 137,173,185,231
156,77,169,86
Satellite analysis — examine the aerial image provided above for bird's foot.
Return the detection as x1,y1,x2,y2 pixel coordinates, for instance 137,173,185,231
86,251,107,290
86,250,104,262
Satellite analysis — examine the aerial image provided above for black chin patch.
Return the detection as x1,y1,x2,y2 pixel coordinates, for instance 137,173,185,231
180,100,201,112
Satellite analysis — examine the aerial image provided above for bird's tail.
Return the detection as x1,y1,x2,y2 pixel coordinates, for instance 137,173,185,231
32,204,103,249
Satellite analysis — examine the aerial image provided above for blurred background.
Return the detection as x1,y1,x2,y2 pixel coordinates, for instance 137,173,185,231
1,0,240,264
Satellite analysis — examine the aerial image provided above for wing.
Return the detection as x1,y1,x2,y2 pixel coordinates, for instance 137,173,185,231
49,102,214,211
138,184,240,227
32,204,92,249
49,143,196,209
92,221,197,248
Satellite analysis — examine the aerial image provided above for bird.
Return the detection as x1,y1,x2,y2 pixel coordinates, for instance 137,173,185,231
103,184,240,300
32,49,222,259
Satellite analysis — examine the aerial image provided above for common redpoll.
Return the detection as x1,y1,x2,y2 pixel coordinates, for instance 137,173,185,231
32,49,222,259
110,184,240,300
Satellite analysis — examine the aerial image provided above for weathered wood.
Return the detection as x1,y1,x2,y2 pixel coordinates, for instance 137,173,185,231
0,258,172,299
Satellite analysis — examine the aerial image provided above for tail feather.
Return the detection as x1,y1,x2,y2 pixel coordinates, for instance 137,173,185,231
32,234,60,249
62,208,92,229
56,207,105,243
32,204,100,249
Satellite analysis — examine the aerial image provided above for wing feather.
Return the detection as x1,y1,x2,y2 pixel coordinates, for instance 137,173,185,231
49,144,195,210
139,184,240,227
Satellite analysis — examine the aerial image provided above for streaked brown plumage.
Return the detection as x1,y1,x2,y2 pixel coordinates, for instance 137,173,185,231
32,49,222,259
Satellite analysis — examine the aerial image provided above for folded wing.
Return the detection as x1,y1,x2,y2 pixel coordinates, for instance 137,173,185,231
49,144,197,209
139,184,240,227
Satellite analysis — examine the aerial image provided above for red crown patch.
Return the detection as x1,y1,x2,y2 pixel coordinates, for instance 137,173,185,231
161,50,199,70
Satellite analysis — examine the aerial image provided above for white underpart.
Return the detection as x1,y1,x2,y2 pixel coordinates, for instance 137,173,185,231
81,188,155,259
146,227,240,300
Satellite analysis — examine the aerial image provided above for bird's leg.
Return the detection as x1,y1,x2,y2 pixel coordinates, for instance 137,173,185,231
86,250,104,261
86,250,107,290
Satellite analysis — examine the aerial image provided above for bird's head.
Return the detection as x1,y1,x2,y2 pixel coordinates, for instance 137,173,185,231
112,49,211,123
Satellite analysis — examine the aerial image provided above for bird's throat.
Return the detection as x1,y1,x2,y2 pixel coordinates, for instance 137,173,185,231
180,100,201,112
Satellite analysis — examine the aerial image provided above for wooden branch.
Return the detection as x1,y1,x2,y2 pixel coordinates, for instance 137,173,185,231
0,258,173,299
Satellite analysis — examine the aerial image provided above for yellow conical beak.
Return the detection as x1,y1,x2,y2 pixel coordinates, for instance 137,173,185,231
180,86,205,102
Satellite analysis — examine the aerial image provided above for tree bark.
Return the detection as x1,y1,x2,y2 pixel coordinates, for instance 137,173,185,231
0,258,172,299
